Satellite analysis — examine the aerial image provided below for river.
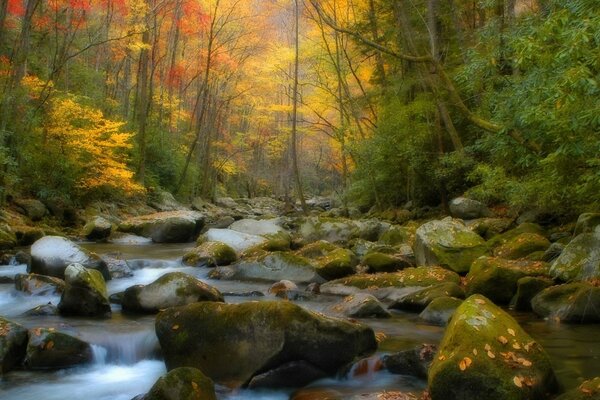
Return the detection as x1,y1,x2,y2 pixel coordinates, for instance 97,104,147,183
0,242,599,399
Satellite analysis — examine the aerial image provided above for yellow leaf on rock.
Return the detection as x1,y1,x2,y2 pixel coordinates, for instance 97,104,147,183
487,351,496,359
513,376,523,388
459,357,472,371
497,336,508,345
508,328,516,336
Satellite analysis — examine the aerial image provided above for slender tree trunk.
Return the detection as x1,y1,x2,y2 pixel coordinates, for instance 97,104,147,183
291,0,307,213
136,27,150,183
0,0,8,51
367,0,386,84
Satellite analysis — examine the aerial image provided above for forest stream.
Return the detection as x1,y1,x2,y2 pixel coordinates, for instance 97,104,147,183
1,238,599,400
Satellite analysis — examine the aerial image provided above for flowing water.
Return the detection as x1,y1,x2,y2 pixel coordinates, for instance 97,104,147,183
0,242,599,399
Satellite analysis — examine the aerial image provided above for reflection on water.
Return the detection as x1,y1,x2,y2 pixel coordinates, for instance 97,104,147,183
0,242,599,399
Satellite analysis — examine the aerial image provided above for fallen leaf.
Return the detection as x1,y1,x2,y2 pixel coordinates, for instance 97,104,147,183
487,351,496,359
438,355,446,361
497,336,508,345
475,299,486,305
172,325,179,330
513,376,523,388
459,357,472,371
473,348,478,356
484,344,492,351
513,343,522,350
508,328,516,337
46,341,54,350
191,382,198,390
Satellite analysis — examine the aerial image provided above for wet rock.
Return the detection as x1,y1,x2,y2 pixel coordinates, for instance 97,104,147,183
143,367,217,400
269,280,298,298
388,282,465,312
314,248,358,280
414,217,487,274
23,303,59,316
493,233,551,260
247,361,327,389
428,295,558,400
203,228,266,253
419,296,463,326
378,225,413,246
555,377,600,400
24,328,93,370
0,317,28,374
541,242,564,263
549,232,600,282
14,199,47,221
122,272,223,314
15,273,65,295
216,252,323,284
155,301,377,387
43,197,78,226
449,197,491,220
14,250,30,265
108,233,153,245
13,225,45,246
510,277,554,311
298,217,384,244
382,343,436,378
361,251,412,273
487,223,546,249
296,240,341,258
330,293,391,318
29,236,110,280
229,218,285,236
261,231,293,251
149,190,184,212
58,263,111,318
182,241,237,268
215,197,239,209
468,218,513,240
532,283,600,323
321,267,461,296
119,211,204,243
466,257,549,304
103,255,134,279
82,216,113,241
573,213,600,236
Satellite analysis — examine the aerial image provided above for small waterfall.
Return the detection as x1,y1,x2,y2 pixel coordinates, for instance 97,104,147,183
89,330,159,365
347,356,384,379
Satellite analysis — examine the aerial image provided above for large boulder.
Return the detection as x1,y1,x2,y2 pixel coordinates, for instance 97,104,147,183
58,264,111,318
573,213,600,236
203,228,266,253
298,217,386,244
531,283,600,323
468,218,513,240
122,272,223,314
0,317,28,374
229,218,285,236
419,296,463,326
382,344,436,379
24,328,92,370
155,301,377,388
549,232,600,282
119,211,204,243
182,241,237,268
449,197,491,220
466,257,549,304
15,273,65,296
143,367,217,400
510,277,554,311
28,236,109,280
555,377,600,400
330,293,391,318
414,218,487,274
212,252,323,284
388,282,465,312
493,233,551,260
82,216,112,241
361,251,413,273
314,248,358,280
428,295,558,400
14,198,47,221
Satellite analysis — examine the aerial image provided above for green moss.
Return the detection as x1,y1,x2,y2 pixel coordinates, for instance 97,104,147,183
183,241,237,267
362,252,410,273
487,223,546,249
314,248,357,280
296,240,339,258
390,282,465,312
493,233,550,260
379,226,412,246
329,266,460,289
555,377,600,400
146,367,217,400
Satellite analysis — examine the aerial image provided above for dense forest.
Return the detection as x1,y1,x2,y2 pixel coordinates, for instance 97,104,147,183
0,0,598,216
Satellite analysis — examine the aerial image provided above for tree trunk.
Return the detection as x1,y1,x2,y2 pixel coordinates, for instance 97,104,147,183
136,26,151,183
291,0,308,213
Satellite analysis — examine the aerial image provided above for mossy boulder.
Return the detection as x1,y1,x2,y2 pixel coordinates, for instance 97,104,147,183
314,248,358,280
261,232,292,251
493,233,551,260
330,293,391,318
0,317,28,374
466,257,549,304
24,328,92,370
573,213,600,236
389,282,465,312
13,225,45,246
119,211,204,243
555,377,600,400
216,252,323,284
82,216,112,241
144,367,217,400
419,296,463,326
449,197,491,220
14,198,47,221
428,295,558,400
182,241,237,268
298,217,385,244
0,224,17,250
23,304,59,316
531,283,600,323
510,277,554,311
296,240,340,258
549,233,600,282
202,228,267,253
247,360,328,389
321,266,461,295
378,226,413,246
229,218,285,236
361,251,412,273
415,218,487,274
382,344,437,379
122,272,223,314
487,223,546,250
58,263,111,318
15,273,65,296
155,301,377,388
29,236,110,280
468,218,513,240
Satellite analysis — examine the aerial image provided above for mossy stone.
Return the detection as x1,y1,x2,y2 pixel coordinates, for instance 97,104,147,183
58,264,111,318
531,283,600,323
25,328,93,370
419,296,463,326
549,233,600,282
145,367,217,400
493,233,550,260
487,223,546,250
182,241,237,267
428,295,558,400
510,277,554,311
389,282,465,312
0,317,28,374
314,248,358,280
361,251,412,273
379,226,412,246
555,377,600,400
296,240,339,259
0,224,17,250
323,266,461,290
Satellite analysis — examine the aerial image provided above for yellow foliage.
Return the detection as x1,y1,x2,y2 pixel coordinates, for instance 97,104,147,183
45,96,144,195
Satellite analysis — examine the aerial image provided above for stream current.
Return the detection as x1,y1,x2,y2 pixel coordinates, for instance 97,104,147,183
0,242,599,399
